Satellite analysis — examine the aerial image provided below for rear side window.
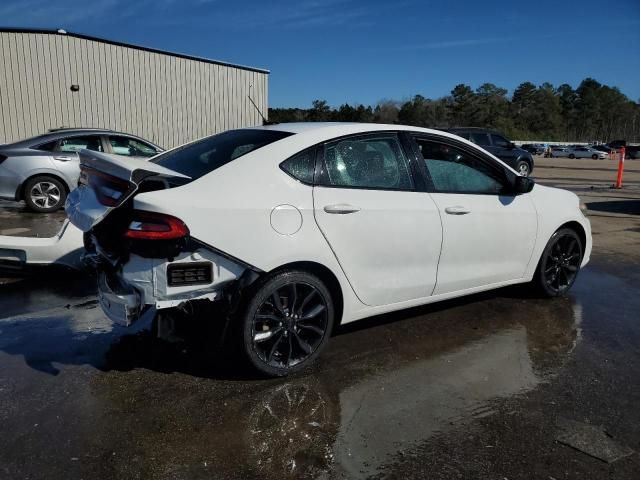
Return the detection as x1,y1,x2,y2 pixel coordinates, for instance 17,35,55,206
318,134,413,190
34,141,57,152
152,129,293,180
59,136,104,153
281,149,316,184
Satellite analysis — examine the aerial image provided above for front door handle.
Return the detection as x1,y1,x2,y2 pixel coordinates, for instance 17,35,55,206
444,206,471,215
324,204,361,214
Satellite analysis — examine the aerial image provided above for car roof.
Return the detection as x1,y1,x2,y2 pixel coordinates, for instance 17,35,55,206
252,122,468,139
4,129,162,149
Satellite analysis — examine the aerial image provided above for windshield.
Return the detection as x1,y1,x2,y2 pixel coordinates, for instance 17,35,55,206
151,129,293,180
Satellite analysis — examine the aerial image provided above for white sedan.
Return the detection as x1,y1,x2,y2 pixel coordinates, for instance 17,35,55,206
65,123,592,376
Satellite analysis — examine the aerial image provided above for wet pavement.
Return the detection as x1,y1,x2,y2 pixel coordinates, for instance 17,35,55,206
0,159,639,479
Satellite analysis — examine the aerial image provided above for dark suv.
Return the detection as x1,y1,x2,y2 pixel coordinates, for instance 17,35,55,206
447,128,534,176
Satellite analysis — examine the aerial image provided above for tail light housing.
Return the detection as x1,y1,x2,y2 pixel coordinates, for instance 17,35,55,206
124,210,189,241
79,166,133,207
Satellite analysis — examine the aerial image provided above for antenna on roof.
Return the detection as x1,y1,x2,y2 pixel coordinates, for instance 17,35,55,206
248,84,277,126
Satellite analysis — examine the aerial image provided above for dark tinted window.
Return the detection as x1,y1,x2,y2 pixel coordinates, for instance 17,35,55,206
469,133,491,146
414,138,506,194
490,134,510,148
151,129,293,180
281,149,315,184
319,134,413,190
35,141,57,151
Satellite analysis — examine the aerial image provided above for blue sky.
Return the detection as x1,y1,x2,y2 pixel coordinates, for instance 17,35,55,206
1,0,639,107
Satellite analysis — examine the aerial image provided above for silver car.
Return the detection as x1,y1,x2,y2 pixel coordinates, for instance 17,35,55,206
566,146,608,160
0,128,163,212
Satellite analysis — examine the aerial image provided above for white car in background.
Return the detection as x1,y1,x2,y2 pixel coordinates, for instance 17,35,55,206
65,123,592,376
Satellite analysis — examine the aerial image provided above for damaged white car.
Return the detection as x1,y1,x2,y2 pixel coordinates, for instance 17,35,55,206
65,123,592,376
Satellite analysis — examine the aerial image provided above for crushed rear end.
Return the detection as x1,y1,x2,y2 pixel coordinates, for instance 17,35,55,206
66,149,250,326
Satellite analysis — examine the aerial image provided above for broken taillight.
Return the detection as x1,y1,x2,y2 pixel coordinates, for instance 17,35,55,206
79,166,132,207
124,210,189,241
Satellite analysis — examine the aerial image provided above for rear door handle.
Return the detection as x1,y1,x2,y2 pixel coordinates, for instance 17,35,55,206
324,204,361,214
444,206,471,215
53,155,75,161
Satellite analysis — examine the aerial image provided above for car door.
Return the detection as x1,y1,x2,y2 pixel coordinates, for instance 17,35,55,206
313,132,443,307
411,134,537,295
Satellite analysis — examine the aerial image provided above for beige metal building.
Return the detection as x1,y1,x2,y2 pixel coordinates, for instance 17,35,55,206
0,28,269,148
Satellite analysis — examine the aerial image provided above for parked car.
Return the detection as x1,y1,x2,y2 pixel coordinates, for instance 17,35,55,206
0,128,163,212
549,147,571,158
590,144,612,153
65,123,591,377
521,144,545,155
567,146,608,159
447,128,534,176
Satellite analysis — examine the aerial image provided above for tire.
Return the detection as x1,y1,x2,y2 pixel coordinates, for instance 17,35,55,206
516,160,530,176
23,175,67,213
238,270,335,377
591,154,598,160
532,228,583,297
568,153,575,159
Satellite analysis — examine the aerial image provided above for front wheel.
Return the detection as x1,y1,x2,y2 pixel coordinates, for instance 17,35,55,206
533,228,583,297
568,153,576,159
516,160,530,176
239,270,334,377
592,154,598,160
23,175,67,212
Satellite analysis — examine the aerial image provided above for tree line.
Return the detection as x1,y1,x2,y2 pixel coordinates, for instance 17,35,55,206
268,78,640,142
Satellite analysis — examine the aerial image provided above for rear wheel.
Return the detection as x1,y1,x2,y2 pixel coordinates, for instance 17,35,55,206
239,270,334,377
568,153,576,159
533,228,583,297
23,175,67,213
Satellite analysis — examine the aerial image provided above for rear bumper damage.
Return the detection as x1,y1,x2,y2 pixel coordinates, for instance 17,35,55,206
95,244,248,326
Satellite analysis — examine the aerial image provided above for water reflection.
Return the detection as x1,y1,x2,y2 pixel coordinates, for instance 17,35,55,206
241,295,582,478
0,277,583,479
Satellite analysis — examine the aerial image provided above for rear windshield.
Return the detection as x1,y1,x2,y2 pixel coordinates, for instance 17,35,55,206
151,129,293,180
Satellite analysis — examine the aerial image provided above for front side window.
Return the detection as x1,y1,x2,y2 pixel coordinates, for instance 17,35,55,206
319,134,413,190
59,136,103,153
151,129,293,180
109,136,157,157
490,134,511,148
469,133,491,146
414,138,506,194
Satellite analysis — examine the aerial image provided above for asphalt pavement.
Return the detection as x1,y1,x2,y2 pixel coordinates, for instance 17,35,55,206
0,157,639,479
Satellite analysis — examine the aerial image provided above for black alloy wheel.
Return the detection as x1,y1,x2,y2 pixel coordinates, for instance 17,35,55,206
240,270,334,376
535,228,583,297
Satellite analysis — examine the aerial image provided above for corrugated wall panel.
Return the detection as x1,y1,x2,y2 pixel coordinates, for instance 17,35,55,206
0,31,268,146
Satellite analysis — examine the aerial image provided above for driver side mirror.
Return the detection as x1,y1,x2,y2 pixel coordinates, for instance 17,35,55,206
514,175,535,194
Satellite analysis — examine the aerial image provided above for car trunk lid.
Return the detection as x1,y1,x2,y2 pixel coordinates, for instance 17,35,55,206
66,149,190,232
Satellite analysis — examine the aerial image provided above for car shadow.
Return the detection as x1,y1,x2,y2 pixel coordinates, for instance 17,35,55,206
0,271,560,381
586,200,640,215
